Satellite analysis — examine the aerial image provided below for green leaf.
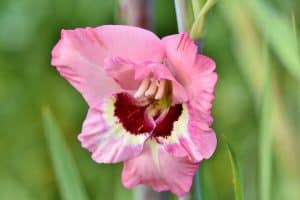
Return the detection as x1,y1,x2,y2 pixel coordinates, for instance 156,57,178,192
245,0,300,80
191,0,201,19
223,137,243,200
42,108,88,200
189,0,217,39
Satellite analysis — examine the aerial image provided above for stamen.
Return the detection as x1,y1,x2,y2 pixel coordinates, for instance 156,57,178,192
145,80,158,97
136,96,152,107
155,80,166,100
134,78,150,98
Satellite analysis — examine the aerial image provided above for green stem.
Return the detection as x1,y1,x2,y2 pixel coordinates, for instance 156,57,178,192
174,0,188,32
194,170,202,200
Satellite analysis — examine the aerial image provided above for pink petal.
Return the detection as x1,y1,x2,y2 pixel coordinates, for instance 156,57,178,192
162,33,217,110
122,140,199,197
52,25,164,106
161,33,217,161
160,103,217,162
78,96,153,163
104,56,139,90
162,33,197,85
51,29,120,107
95,25,164,62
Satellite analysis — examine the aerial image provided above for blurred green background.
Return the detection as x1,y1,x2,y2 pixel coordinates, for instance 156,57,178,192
0,0,299,199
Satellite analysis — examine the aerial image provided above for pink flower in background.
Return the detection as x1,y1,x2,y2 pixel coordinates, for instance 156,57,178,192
51,25,217,196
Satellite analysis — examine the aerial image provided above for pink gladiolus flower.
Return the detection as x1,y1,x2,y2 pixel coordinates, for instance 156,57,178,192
51,25,217,196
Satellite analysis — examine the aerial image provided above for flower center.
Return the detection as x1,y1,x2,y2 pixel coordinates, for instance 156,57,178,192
113,92,182,138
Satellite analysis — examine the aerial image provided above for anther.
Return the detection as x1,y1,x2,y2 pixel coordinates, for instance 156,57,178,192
134,78,150,98
145,80,158,97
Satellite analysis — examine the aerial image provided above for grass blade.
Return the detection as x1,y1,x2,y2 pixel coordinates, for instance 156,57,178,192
220,2,300,199
0,173,35,200
291,11,299,59
291,10,300,132
224,138,243,200
259,47,272,200
245,0,300,80
42,108,88,200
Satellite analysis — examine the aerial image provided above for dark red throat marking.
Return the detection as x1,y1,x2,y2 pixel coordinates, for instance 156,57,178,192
114,93,154,135
152,104,183,138
114,93,183,138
